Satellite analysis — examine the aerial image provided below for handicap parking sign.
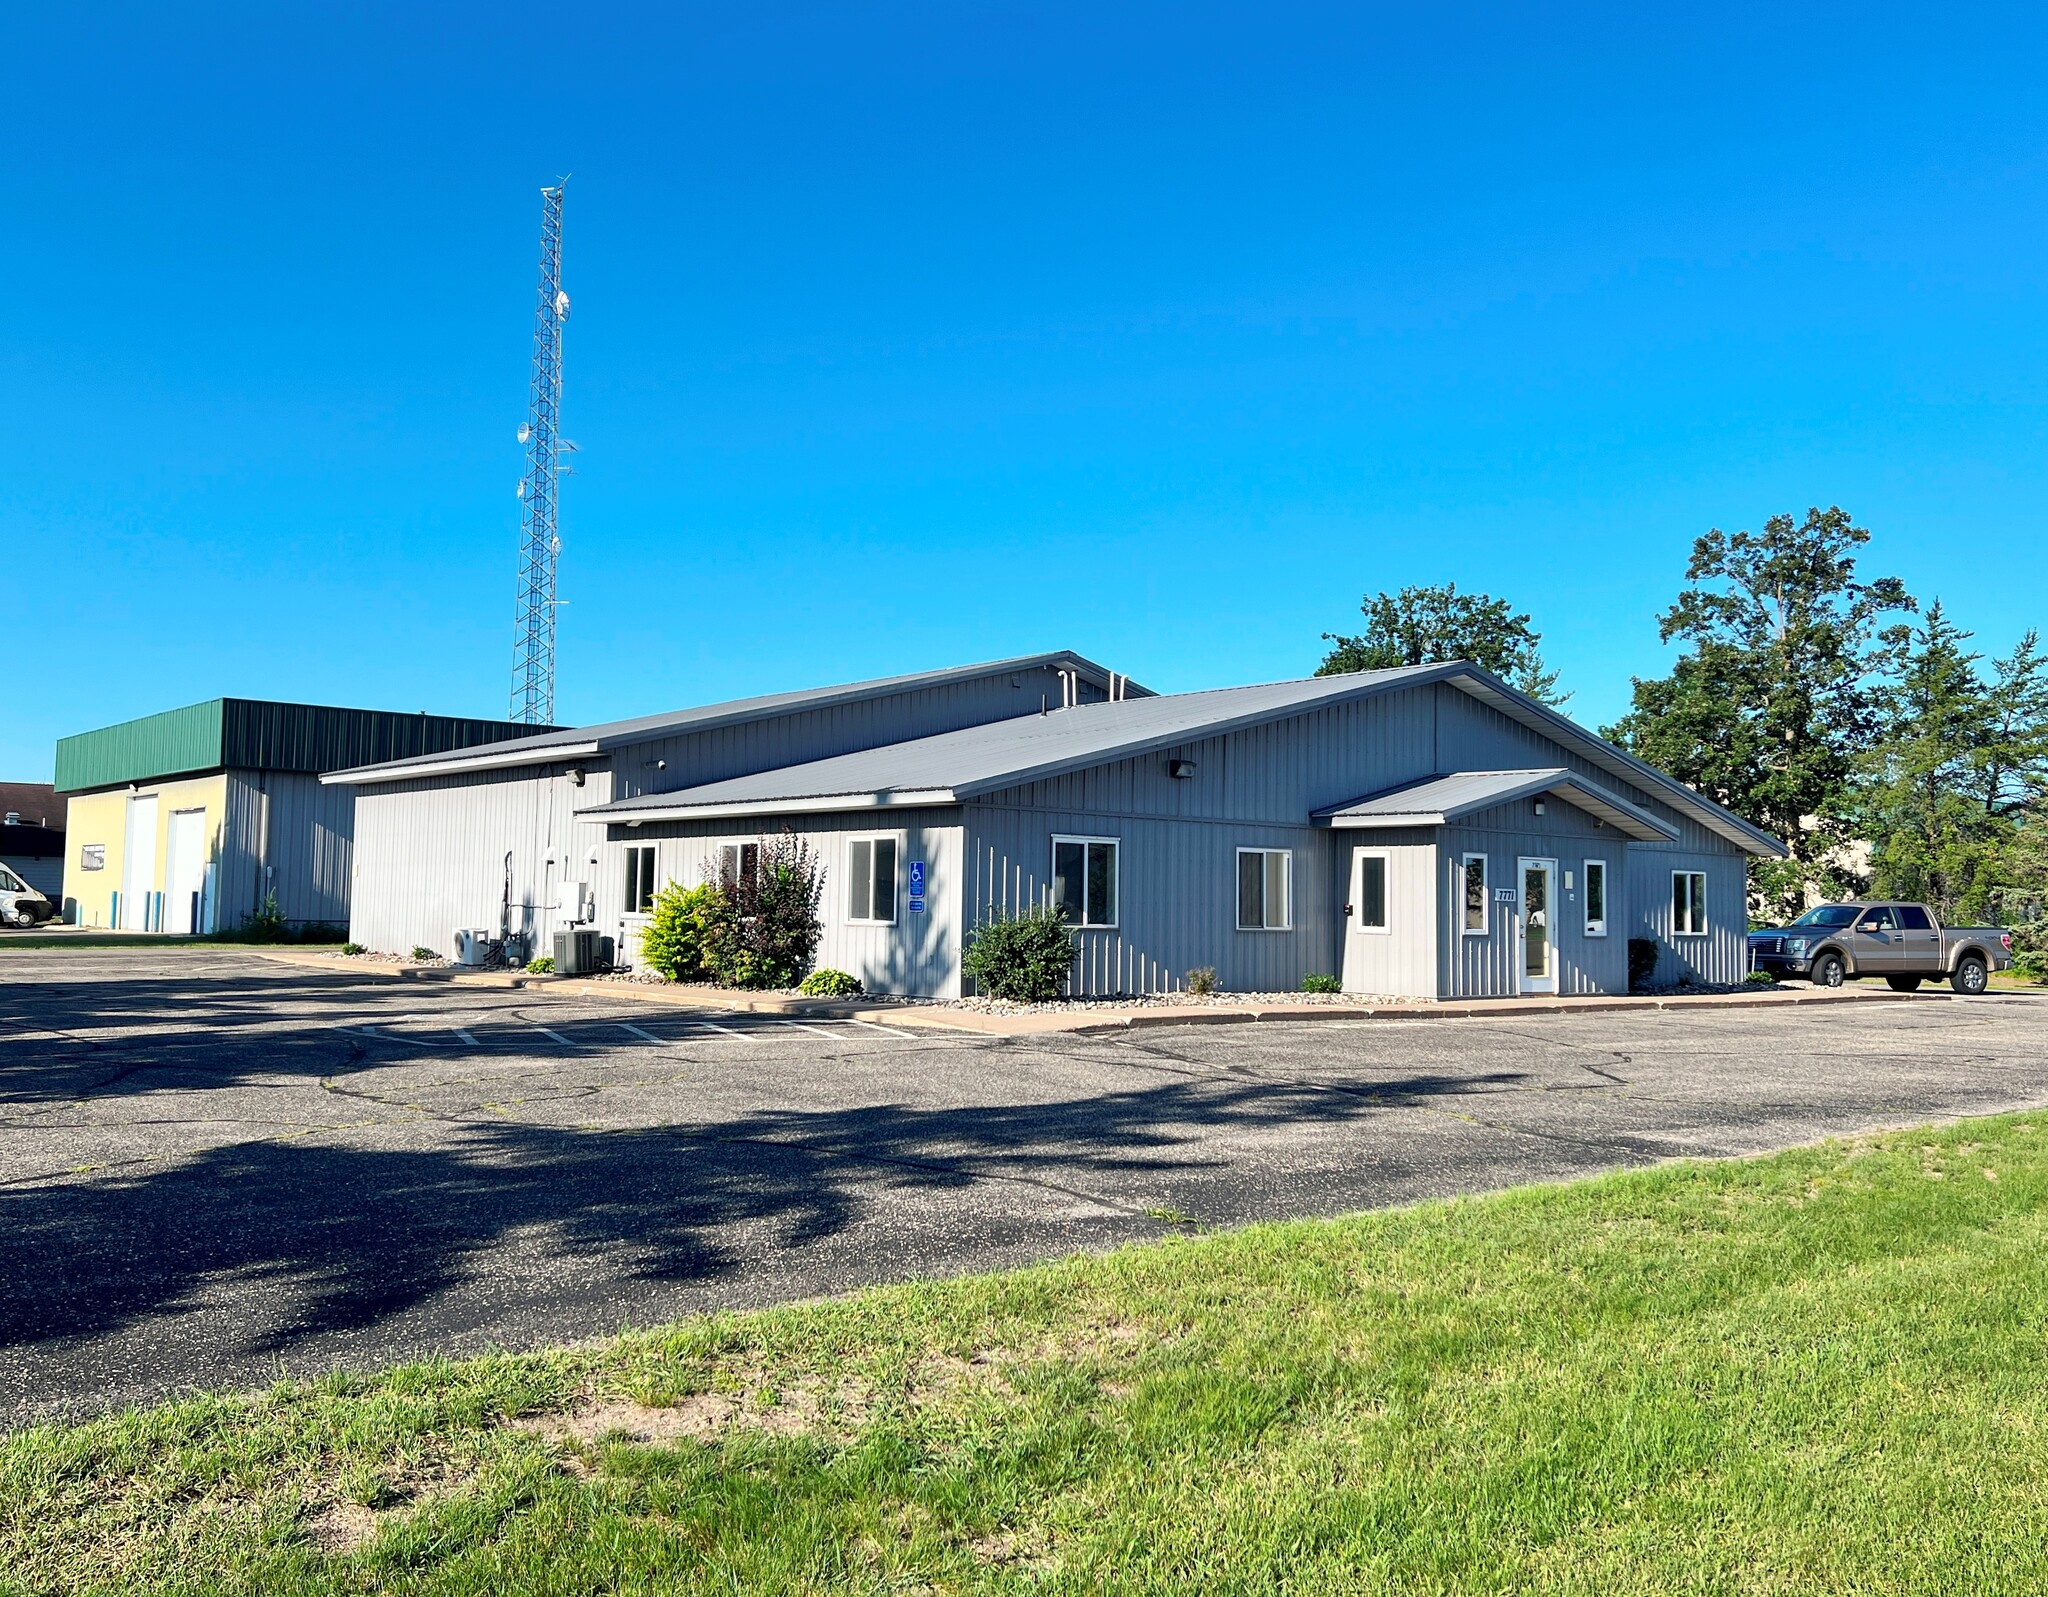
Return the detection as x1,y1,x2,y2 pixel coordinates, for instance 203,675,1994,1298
909,860,926,913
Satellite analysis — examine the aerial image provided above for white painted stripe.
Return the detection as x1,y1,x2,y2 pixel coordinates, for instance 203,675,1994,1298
692,1019,759,1041
535,1028,574,1046
778,1020,853,1040
618,1023,673,1045
347,1026,441,1048
454,1029,479,1046
843,1017,914,1039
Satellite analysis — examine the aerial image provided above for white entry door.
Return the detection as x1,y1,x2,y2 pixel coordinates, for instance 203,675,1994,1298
1518,857,1557,994
121,794,159,930
164,809,208,935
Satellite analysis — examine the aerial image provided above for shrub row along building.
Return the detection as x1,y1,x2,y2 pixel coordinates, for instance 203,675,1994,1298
324,652,1780,998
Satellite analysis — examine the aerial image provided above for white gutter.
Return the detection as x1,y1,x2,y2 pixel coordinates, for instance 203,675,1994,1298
320,741,603,786
577,787,958,824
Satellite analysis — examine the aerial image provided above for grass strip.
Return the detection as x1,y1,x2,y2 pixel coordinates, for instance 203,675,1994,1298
5,1114,2047,1594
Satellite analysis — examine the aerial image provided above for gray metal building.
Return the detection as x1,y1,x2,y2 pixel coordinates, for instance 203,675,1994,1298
325,653,1141,960
582,662,1782,999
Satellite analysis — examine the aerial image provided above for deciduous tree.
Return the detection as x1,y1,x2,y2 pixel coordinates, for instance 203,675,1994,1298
1318,583,1565,704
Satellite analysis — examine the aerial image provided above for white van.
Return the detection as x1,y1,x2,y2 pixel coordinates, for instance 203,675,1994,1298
0,863,54,927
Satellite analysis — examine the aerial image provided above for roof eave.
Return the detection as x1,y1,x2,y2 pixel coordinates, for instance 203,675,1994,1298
322,741,603,785
579,787,959,824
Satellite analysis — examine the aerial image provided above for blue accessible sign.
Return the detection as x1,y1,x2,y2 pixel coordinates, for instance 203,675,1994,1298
908,860,926,914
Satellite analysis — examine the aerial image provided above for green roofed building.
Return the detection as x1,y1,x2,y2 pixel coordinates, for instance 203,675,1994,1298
57,699,552,933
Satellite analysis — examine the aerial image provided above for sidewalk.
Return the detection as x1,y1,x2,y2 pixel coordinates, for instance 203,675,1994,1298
246,948,2020,1036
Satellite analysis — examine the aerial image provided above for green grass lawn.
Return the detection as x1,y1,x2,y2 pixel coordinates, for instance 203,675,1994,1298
7,1116,2048,1595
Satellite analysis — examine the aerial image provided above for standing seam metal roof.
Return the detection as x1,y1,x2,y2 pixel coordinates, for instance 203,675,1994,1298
320,650,1142,784
579,662,1785,857
1312,768,1679,841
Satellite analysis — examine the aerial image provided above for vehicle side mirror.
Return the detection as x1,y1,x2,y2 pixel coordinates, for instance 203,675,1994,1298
1859,920,1880,933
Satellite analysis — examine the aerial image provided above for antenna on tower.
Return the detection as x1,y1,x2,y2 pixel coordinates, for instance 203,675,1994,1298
510,179,571,725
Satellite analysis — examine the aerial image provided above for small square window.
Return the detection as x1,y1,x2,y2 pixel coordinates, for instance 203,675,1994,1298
714,843,760,889
1052,837,1118,927
1237,848,1292,931
846,836,899,924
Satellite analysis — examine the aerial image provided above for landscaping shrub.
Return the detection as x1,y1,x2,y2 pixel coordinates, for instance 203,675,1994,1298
241,891,286,944
963,904,1074,1002
339,942,366,957
700,833,825,990
410,945,437,963
1628,937,1661,993
798,967,862,997
526,956,556,975
1300,972,1342,994
1745,967,1777,985
1185,966,1218,996
638,881,723,982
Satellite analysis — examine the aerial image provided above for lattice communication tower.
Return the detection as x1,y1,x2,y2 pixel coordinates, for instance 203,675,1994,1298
510,181,571,725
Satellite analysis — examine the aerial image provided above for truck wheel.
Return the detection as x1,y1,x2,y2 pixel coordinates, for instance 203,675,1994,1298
1950,955,1988,995
1812,952,1847,988
1886,976,1923,992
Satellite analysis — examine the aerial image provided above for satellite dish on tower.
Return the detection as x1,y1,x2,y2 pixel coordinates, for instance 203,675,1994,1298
517,422,531,444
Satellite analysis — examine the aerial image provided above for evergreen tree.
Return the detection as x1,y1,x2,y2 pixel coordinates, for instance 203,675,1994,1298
1318,583,1566,704
1602,507,1913,921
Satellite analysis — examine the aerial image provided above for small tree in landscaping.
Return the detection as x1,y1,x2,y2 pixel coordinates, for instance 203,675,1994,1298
638,881,723,981
700,833,826,989
963,904,1074,1002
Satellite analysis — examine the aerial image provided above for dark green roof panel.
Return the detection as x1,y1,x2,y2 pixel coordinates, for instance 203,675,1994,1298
56,700,555,793
55,700,227,794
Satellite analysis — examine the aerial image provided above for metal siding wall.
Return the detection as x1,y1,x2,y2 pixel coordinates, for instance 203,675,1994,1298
220,701,548,775
1441,801,1630,997
1332,828,1440,998
1626,846,1748,985
606,664,1107,802
616,809,964,998
964,803,1343,996
54,701,226,795
348,764,609,959
346,661,1099,964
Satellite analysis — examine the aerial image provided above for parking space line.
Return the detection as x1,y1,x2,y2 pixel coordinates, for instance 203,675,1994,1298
776,1020,856,1040
534,1027,575,1046
343,1025,443,1048
692,1019,762,1041
455,1029,480,1046
618,1023,675,1045
844,1018,915,1039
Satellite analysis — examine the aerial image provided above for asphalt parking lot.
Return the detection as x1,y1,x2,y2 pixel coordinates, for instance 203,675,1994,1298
4,948,2047,1424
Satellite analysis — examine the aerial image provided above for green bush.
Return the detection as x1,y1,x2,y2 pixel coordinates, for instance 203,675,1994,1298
638,881,723,981
963,904,1074,1002
700,834,826,990
340,942,366,957
1628,937,1661,993
526,955,556,974
240,891,286,944
1745,967,1777,985
1300,972,1342,994
410,945,437,963
1185,966,1218,996
798,967,862,997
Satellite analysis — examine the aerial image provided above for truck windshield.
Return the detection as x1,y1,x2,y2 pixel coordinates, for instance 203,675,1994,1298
1790,905,1861,928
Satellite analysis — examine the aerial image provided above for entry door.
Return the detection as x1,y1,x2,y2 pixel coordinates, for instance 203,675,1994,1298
164,809,207,935
1518,858,1557,994
121,794,159,930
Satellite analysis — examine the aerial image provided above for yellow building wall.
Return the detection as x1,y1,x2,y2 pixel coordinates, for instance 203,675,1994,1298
62,774,230,929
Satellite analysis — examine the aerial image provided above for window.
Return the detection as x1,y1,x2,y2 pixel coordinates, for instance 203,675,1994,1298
1858,904,1898,931
1354,852,1388,932
715,843,760,888
1237,848,1292,931
622,846,658,913
1897,904,1933,931
0,866,23,894
1462,854,1488,935
1052,836,1118,927
846,836,899,924
1583,859,1608,937
1673,871,1707,937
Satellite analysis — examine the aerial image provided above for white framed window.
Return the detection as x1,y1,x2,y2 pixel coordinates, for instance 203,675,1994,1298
623,845,658,913
1462,853,1489,935
846,835,899,924
1237,848,1292,931
1583,858,1608,937
713,842,760,889
1353,851,1389,933
1052,835,1119,928
1673,870,1707,937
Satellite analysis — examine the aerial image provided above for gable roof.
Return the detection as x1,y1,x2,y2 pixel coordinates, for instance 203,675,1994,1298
581,662,1784,857
321,651,1143,785
1314,769,1679,842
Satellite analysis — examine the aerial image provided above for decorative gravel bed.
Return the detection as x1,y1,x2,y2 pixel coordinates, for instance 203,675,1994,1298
939,990,1425,1014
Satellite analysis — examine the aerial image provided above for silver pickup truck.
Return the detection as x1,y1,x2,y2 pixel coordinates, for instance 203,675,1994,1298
1748,901,2013,994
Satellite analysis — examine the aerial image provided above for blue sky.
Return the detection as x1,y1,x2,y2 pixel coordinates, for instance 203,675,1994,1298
13,3,2048,779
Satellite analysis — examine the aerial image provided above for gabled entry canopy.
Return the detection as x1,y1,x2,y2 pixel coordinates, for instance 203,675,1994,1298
1313,768,1679,842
